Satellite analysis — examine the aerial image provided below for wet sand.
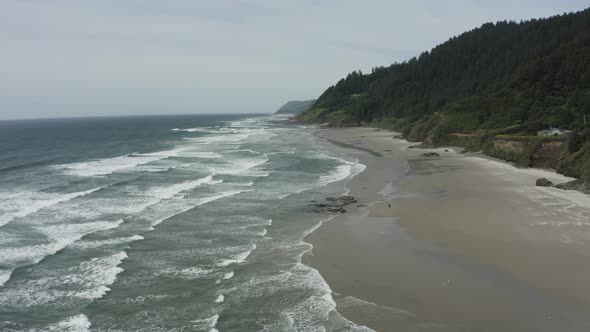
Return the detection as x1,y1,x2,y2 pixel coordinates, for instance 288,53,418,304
304,127,590,332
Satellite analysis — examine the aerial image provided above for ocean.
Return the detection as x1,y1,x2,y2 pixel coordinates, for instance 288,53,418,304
0,114,370,331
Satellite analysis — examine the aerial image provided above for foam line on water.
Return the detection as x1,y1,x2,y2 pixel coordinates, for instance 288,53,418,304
216,243,256,267
0,187,101,228
53,146,191,176
151,189,253,227
171,127,218,133
0,251,128,308
45,314,91,332
146,175,221,200
64,251,128,300
208,155,269,175
0,219,123,283
190,314,219,331
71,234,144,249
0,269,12,288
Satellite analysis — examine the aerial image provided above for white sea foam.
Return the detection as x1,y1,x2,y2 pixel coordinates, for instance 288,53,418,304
178,151,223,159
232,181,255,187
0,269,12,287
172,127,218,133
71,234,144,249
0,187,101,227
208,155,269,175
175,267,214,279
222,271,234,280
64,251,128,300
0,219,123,267
79,175,222,222
216,243,256,267
184,132,248,146
45,314,91,332
195,189,253,206
317,159,366,187
53,147,189,176
0,252,127,308
215,294,225,303
147,175,221,200
151,189,252,227
191,314,219,331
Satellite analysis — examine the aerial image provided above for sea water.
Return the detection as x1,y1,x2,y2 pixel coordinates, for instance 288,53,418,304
0,114,370,331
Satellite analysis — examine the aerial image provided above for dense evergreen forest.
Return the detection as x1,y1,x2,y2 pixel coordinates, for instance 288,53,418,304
298,8,590,178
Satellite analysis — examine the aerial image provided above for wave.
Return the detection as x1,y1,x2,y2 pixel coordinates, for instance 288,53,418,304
66,251,128,300
176,267,214,279
191,314,219,332
317,159,366,187
71,234,144,249
0,251,127,308
208,155,269,175
0,158,56,174
195,189,253,207
231,181,255,187
183,133,249,146
0,187,101,228
53,147,190,177
45,314,91,332
152,189,253,227
147,175,221,201
0,269,11,288
177,151,223,159
216,243,256,267
0,219,123,277
171,127,218,133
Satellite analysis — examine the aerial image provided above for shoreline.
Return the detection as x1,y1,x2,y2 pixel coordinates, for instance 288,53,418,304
304,127,590,332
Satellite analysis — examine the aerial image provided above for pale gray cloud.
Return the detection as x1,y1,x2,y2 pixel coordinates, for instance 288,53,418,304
0,0,587,119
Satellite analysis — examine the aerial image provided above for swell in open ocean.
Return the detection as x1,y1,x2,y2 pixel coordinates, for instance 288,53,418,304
0,114,371,331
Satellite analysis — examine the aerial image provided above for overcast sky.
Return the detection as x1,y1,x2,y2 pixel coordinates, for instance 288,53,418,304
0,0,587,120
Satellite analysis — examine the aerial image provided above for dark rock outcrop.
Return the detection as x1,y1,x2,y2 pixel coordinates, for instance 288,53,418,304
536,178,554,187
419,152,440,158
309,196,358,213
407,119,436,142
554,179,590,194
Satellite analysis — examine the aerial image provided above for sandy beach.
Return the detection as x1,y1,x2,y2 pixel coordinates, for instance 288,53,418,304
304,127,590,332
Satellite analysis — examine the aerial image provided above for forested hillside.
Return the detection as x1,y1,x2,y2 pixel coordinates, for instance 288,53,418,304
298,8,590,178
274,100,316,114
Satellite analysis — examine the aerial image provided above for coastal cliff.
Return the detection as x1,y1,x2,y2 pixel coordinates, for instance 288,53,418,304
297,8,590,180
274,100,316,115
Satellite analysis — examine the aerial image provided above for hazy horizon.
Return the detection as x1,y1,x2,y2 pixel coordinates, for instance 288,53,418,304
1,0,587,120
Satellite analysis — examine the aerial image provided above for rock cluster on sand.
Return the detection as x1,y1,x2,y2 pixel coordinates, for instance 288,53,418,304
535,178,554,187
309,196,357,213
536,178,590,194
554,179,590,194
419,152,440,158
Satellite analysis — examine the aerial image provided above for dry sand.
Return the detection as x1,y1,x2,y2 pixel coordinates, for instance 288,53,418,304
304,127,590,332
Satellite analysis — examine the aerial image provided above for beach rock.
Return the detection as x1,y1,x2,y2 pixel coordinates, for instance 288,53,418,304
309,196,357,213
554,179,590,194
535,178,554,187
419,152,440,158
